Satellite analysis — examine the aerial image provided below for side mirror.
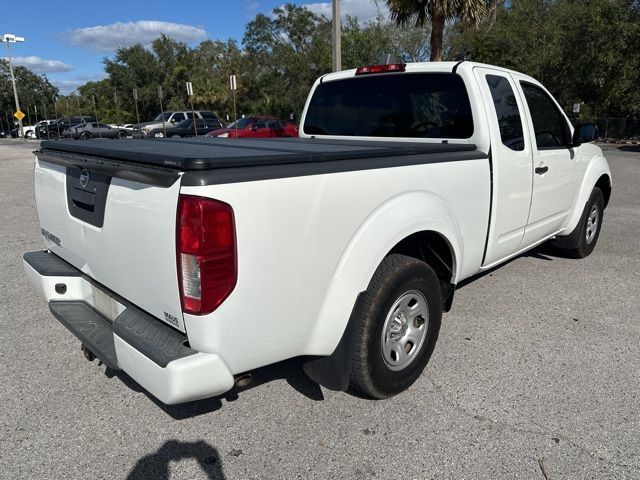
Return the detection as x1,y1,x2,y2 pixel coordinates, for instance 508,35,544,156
572,123,598,147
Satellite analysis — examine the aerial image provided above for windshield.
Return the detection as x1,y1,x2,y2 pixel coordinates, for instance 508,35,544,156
226,118,252,129
153,112,172,121
303,73,474,139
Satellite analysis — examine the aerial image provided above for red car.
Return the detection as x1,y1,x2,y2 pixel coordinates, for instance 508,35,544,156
206,116,298,138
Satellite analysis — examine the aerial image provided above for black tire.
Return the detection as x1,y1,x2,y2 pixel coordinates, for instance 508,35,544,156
80,132,91,140
117,130,127,139
551,187,604,258
350,254,442,399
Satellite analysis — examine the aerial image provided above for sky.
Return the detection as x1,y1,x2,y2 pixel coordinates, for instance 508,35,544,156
2,0,390,94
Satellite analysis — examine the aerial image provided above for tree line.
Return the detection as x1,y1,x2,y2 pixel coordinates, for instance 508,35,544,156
1,1,639,129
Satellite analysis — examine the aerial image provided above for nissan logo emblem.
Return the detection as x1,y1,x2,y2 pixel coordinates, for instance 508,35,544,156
79,169,90,188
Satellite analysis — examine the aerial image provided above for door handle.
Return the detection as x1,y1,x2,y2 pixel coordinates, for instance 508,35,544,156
535,166,549,175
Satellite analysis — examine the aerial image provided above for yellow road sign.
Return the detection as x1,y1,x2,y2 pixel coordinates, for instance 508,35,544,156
14,111,25,121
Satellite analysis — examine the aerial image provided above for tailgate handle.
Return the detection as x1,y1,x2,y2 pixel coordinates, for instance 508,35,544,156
71,187,96,207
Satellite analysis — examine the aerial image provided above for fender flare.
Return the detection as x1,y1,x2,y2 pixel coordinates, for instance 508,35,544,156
561,152,611,236
303,190,463,360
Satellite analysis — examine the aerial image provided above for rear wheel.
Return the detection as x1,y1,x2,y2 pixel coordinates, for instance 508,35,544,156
80,132,91,140
350,254,442,399
117,130,127,139
551,187,604,258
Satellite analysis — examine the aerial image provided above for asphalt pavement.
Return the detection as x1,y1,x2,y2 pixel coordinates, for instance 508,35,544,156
1,140,639,479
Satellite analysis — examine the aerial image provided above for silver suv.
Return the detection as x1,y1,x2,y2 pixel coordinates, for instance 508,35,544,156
136,111,218,136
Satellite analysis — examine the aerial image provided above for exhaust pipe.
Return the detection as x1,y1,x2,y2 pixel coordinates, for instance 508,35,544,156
81,343,95,362
234,373,253,388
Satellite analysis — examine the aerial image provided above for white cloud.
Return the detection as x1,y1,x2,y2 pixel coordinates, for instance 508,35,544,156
303,0,389,23
5,56,74,73
245,0,260,16
65,20,207,52
53,73,107,94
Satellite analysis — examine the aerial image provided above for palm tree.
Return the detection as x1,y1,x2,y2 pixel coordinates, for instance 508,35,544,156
384,0,495,62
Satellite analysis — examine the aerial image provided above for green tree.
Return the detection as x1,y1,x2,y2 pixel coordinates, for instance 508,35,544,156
450,0,640,117
0,59,59,128
243,4,332,118
384,0,497,61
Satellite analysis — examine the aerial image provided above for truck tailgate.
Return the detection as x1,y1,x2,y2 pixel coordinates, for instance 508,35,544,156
34,156,185,331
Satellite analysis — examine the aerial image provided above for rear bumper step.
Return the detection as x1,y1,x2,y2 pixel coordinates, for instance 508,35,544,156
23,250,235,404
49,301,120,370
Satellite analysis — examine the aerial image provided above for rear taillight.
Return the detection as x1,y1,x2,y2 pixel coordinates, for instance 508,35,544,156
177,195,236,315
355,63,406,75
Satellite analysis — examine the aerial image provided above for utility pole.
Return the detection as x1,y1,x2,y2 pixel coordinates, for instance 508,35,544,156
2,33,26,140
113,90,121,127
230,75,238,137
133,88,141,137
332,0,341,72
186,82,197,137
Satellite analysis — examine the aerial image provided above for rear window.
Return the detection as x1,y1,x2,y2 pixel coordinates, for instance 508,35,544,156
303,73,473,138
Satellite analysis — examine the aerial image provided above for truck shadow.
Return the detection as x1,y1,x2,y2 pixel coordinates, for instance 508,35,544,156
108,357,323,420
617,145,640,153
126,439,225,479
456,243,559,289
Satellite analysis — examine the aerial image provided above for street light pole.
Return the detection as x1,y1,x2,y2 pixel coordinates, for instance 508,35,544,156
332,0,341,72
2,33,26,140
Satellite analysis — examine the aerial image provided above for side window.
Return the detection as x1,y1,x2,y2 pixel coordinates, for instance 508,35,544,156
185,112,196,119
172,113,185,122
520,82,570,149
254,120,267,129
486,75,525,151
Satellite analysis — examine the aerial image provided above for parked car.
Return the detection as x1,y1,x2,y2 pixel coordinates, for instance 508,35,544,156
136,111,220,137
63,122,129,140
109,124,134,133
37,116,96,139
206,116,299,138
149,117,223,138
19,125,38,138
24,61,610,405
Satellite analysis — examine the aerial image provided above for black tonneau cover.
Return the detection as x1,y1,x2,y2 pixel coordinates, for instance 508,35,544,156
40,137,477,170
37,137,486,187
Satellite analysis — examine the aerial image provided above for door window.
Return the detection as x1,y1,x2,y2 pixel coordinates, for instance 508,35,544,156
486,75,525,151
171,113,185,122
520,82,570,149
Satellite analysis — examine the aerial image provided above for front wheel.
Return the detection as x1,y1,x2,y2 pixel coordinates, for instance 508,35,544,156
80,132,91,140
551,187,604,258
350,254,442,399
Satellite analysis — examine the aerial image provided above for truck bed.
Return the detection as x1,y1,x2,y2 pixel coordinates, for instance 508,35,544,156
38,137,486,187
40,137,479,169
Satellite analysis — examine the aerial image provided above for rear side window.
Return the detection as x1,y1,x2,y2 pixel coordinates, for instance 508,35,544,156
304,73,473,138
486,75,524,151
520,82,570,149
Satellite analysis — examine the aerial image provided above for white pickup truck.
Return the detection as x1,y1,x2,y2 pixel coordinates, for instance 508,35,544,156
24,61,611,405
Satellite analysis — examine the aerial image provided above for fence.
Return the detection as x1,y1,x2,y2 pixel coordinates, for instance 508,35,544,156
593,118,640,142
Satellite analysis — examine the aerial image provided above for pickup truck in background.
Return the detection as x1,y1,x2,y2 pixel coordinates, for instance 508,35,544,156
23,61,611,405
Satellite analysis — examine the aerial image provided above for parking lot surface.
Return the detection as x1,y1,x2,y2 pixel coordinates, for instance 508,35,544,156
1,140,639,479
